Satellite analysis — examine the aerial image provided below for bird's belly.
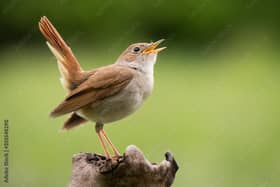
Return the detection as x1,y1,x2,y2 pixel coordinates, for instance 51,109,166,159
78,88,144,124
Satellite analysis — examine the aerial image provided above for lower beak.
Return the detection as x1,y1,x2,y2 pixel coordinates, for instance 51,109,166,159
143,39,166,54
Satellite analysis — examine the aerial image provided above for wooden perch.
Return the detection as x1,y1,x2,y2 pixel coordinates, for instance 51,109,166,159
68,145,179,187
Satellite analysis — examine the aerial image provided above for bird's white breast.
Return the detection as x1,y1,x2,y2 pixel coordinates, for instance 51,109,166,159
78,71,154,124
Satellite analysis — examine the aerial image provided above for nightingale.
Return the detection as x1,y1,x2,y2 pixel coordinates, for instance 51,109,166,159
39,16,166,158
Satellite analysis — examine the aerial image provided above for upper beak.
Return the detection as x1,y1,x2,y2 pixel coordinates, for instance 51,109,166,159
143,39,166,54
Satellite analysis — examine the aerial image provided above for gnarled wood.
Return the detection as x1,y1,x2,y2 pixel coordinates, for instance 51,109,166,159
68,145,179,187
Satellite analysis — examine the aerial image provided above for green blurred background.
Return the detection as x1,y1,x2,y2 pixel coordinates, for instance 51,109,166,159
0,0,280,186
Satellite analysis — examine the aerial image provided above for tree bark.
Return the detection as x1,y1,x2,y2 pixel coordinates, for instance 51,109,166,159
68,145,179,187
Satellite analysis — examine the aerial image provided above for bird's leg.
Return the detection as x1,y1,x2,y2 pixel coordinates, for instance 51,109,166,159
95,123,110,158
101,129,121,157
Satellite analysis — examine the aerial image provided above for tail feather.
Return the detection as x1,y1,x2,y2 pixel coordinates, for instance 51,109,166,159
62,113,87,130
39,16,83,90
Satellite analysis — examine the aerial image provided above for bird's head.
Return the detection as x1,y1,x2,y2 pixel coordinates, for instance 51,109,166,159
116,39,166,73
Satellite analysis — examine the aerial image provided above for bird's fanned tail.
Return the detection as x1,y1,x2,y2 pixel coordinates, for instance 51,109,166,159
38,16,83,91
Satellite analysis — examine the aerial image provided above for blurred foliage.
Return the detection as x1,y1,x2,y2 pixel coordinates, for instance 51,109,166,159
0,0,279,47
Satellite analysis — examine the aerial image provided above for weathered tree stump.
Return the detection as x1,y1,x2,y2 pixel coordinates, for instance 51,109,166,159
68,145,179,187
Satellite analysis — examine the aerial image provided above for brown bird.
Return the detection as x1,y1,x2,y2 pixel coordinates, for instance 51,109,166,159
39,16,166,158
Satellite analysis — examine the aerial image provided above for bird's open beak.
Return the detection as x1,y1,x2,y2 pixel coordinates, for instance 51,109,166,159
143,39,166,54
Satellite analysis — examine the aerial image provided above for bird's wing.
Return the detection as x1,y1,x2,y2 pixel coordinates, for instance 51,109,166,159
50,65,134,117
39,16,84,90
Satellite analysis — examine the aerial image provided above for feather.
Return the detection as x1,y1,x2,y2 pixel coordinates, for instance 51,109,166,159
50,65,134,117
39,16,83,90
62,113,87,130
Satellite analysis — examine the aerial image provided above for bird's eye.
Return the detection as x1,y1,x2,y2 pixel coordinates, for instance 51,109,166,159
133,47,140,53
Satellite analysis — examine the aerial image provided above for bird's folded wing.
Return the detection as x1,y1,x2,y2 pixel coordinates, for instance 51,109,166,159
50,66,134,117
